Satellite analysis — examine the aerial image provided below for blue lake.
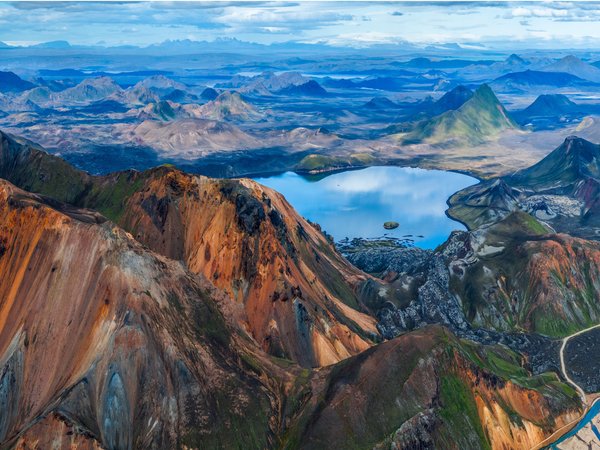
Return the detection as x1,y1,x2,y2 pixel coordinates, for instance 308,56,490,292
254,166,478,249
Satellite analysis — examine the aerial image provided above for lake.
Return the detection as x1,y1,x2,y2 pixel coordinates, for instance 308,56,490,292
254,166,478,249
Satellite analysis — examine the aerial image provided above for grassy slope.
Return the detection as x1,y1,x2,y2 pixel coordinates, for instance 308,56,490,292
402,84,518,145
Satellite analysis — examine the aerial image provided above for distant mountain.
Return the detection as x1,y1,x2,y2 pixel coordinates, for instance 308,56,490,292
396,57,495,69
364,97,400,109
136,100,178,121
541,55,600,83
200,87,219,101
508,136,600,189
491,70,589,91
197,91,262,121
428,85,474,116
276,80,328,97
0,71,36,93
522,94,577,116
125,75,187,105
402,84,518,145
132,75,186,92
505,53,528,66
321,78,357,89
354,77,408,92
227,71,310,95
513,94,581,127
30,40,71,49
161,88,198,103
56,76,123,105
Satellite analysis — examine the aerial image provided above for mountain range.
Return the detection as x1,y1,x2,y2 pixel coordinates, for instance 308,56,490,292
0,128,588,449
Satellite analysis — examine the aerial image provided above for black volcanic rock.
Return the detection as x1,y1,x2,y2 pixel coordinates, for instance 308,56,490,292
0,71,36,93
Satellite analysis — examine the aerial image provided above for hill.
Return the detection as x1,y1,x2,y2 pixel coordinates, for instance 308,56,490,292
402,84,518,145
197,91,262,121
508,136,600,189
520,94,577,117
276,79,328,97
0,71,36,93
364,96,400,109
491,70,589,92
541,55,600,83
128,118,261,155
425,85,474,117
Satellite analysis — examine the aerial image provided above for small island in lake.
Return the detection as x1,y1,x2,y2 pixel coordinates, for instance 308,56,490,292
383,221,399,230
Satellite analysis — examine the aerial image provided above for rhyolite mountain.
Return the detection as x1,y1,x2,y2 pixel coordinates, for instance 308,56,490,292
0,130,584,449
402,84,518,145
0,129,378,368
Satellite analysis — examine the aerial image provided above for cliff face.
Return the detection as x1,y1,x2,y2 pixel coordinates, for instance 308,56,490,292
117,169,377,367
0,180,281,449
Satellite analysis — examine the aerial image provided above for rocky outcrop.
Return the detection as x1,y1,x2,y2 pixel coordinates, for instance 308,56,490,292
117,169,378,367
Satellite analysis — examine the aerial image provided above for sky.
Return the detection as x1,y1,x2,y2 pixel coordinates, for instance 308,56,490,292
1,1,600,49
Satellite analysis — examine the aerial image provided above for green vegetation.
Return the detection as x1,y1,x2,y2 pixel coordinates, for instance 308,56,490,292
296,153,375,172
83,173,147,222
438,374,491,450
402,84,519,145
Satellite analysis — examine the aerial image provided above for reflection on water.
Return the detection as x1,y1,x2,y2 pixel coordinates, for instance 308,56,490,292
254,166,477,249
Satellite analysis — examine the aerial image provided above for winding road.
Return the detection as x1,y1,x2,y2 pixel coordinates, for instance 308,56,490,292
531,324,600,450
559,323,600,404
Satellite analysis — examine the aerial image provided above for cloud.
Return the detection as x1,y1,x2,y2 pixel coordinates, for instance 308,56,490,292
503,3,600,21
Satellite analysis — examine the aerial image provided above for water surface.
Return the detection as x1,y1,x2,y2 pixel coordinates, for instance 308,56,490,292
254,166,477,249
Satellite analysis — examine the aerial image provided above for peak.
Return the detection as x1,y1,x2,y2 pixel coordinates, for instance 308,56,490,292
506,53,526,64
561,55,582,63
562,135,593,146
475,83,494,94
470,84,501,105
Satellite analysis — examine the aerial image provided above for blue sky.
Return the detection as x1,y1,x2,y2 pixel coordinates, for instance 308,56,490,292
1,1,600,48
